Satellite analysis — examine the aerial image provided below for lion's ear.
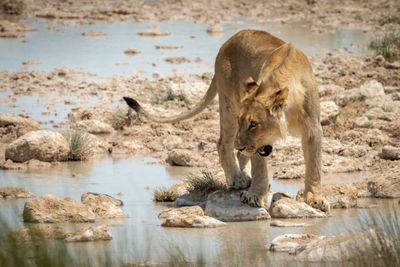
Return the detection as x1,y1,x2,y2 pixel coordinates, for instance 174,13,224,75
243,76,259,95
270,87,289,113
257,43,295,85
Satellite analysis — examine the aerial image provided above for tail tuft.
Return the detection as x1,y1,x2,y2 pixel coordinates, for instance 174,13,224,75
123,97,141,112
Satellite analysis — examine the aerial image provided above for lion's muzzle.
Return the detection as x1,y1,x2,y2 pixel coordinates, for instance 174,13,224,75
257,145,272,157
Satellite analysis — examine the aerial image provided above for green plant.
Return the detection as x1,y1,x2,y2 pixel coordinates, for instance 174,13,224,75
369,31,400,62
112,107,130,130
63,130,90,161
185,171,225,194
346,205,400,266
153,187,177,202
152,89,188,104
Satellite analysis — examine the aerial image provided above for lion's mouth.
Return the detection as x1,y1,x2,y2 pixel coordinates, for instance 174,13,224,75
257,145,273,157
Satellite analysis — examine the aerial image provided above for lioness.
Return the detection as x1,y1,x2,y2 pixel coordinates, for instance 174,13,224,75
124,30,329,212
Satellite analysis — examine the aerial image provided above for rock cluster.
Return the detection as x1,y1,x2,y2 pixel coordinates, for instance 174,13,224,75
270,230,389,262
23,193,127,223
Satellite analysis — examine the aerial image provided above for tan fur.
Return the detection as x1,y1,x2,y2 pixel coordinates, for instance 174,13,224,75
124,30,329,211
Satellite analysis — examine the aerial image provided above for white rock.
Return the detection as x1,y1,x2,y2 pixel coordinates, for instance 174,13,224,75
205,190,271,222
359,80,385,98
5,130,70,162
320,101,339,125
23,194,95,223
270,198,327,218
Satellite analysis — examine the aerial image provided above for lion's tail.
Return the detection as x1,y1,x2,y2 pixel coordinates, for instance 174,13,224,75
123,77,217,123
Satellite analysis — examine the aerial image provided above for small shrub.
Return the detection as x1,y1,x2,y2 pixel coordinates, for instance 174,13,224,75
152,89,188,104
369,31,400,62
153,187,176,202
185,171,225,194
63,130,90,161
0,0,25,15
112,107,130,130
346,205,400,266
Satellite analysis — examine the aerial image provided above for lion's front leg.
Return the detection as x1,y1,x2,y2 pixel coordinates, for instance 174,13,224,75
240,153,269,207
301,124,330,212
217,94,250,190
217,135,251,189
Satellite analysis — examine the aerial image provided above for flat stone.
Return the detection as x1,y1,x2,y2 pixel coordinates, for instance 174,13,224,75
23,194,95,223
72,119,114,134
5,130,70,162
205,190,271,222
81,192,128,218
65,225,112,242
270,221,311,227
158,206,225,228
0,187,35,199
270,198,327,218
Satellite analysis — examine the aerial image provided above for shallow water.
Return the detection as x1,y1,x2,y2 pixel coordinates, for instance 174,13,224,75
0,18,371,130
0,18,371,78
0,157,397,265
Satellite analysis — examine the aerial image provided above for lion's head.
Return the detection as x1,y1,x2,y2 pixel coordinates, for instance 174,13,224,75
234,43,295,158
234,77,289,157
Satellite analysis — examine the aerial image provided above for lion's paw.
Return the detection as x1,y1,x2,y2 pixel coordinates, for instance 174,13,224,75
231,173,251,189
305,192,330,213
240,191,263,207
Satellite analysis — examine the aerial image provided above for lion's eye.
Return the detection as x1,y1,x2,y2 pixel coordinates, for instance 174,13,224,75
249,121,257,129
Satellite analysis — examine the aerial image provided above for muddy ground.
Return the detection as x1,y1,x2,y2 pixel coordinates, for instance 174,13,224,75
0,0,399,180
1,0,400,35
1,51,399,182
